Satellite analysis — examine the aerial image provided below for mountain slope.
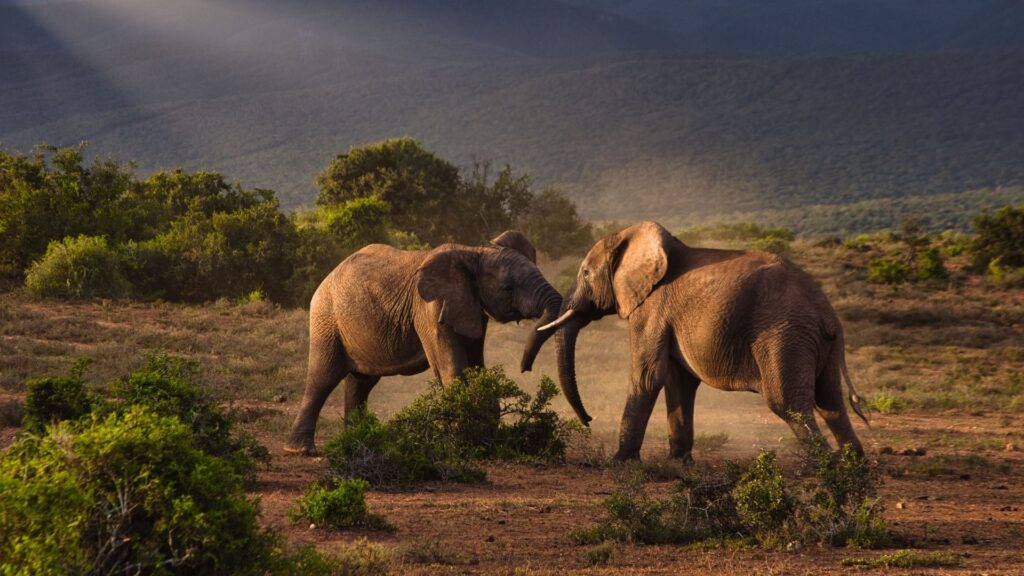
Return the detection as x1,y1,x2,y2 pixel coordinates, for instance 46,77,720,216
1,0,1023,231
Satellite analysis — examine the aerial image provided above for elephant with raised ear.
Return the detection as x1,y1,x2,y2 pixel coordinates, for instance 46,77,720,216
540,221,868,461
286,230,565,454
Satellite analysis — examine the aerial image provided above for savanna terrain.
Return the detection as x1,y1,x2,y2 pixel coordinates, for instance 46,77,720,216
2,237,1022,574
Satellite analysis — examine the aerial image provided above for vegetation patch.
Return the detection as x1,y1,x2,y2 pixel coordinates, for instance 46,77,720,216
324,367,583,489
289,479,395,532
839,550,960,568
573,443,893,550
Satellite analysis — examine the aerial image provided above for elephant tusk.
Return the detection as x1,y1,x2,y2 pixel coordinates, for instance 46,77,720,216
537,309,574,332
437,300,447,324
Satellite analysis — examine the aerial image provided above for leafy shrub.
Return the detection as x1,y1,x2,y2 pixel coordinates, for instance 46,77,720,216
867,257,912,284
325,367,581,488
289,480,394,531
734,450,797,545
573,443,890,550
110,353,270,479
969,204,1024,269
571,466,744,546
517,188,594,259
24,235,130,299
694,432,730,452
0,407,276,575
676,222,793,253
868,390,904,414
583,541,616,565
986,257,1024,287
915,247,949,281
21,360,96,433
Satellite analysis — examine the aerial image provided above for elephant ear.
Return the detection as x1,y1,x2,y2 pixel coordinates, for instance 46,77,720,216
416,249,484,338
490,230,537,264
612,221,670,318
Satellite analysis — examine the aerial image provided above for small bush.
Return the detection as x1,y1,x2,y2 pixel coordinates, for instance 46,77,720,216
0,407,276,575
868,390,904,414
583,541,616,565
21,359,95,433
325,367,581,488
969,204,1024,270
399,540,473,566
915,247,949,281
289,480,394,531
840,550,960,568
868,257,912,284
695,432,730,453
572,442,891,550
734,450,797,545
24,235,130,299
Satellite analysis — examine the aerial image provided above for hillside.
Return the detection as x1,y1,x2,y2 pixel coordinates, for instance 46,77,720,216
2,0,1023,231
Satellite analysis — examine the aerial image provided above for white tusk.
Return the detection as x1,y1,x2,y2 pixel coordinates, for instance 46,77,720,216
537,309,575,332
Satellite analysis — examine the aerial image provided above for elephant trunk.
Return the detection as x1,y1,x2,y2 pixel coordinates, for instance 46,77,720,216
555,298,593,425
520,279,563,373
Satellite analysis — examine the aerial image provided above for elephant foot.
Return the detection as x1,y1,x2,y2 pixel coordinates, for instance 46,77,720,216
284,432,318,456
612,448,641,462
668,451,694,465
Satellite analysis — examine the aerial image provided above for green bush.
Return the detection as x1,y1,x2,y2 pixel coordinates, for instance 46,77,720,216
573,442,891,550
325,367,581,488
24,235,130,299
289,480,394,531
840,550,960,568
110,353,270,479
868,390,904,414
915,247,949,281
969,204,1024,269
734,450,797,544
0,407,276,575
22,366,96,434
867,257,912,284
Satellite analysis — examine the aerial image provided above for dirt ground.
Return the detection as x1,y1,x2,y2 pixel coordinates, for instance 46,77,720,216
247,393,1024,575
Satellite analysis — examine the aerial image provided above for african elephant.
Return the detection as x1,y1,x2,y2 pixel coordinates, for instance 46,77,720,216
286,231,564,454
539,221,867,461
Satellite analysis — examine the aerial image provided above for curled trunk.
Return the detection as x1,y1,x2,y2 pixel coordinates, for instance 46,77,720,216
519,280,563,373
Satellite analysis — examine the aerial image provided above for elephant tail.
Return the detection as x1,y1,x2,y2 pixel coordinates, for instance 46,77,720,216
837,331,870,426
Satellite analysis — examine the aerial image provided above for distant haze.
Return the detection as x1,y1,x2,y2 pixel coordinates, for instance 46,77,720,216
2,0,1022,229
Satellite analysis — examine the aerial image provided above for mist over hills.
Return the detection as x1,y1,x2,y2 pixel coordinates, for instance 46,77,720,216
2,0,1023,232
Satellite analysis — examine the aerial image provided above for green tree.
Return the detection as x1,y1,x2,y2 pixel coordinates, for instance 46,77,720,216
316,137,461,245
518,188,594,259
456,162,534,244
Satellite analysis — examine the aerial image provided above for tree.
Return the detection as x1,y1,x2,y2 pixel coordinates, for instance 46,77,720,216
456,161,534,245
316,137,461,245
518,188,594,259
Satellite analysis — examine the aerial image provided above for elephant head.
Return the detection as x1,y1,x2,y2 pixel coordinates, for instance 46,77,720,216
538,221,672,425
416,230,563,372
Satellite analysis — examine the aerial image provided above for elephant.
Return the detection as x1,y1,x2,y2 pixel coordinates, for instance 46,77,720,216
286,230,565,454
539,221,867,461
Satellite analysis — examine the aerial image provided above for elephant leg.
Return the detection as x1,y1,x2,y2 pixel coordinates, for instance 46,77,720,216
465,336,485,369
815,364,864,456
665,363,700,462
287,329,348,454
421,330,470,383
614,345,668,461
759,349,827,450
343,373,381,421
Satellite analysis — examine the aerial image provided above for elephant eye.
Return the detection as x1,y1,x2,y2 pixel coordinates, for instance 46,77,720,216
583,268,590,280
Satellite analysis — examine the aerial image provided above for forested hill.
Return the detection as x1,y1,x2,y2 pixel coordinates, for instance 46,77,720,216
2,0,1023,231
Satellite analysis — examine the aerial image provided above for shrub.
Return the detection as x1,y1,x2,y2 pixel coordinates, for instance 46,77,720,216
915,247,949,281
868,390,904,414
0,407,276,575
21,360,96,434
969,204,1024,269
734,450,797,544
694,432,730,452
867,257,912,284
572,443,891,550
110,353,270,479
24,235,130,299
325,367,581,488
289,480,394,531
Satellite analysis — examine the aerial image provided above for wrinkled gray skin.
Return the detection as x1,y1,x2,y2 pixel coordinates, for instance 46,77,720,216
286,231,564,454
545,221,867,461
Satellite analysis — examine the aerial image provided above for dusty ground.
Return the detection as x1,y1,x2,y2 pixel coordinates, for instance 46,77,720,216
248,397,1024,575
